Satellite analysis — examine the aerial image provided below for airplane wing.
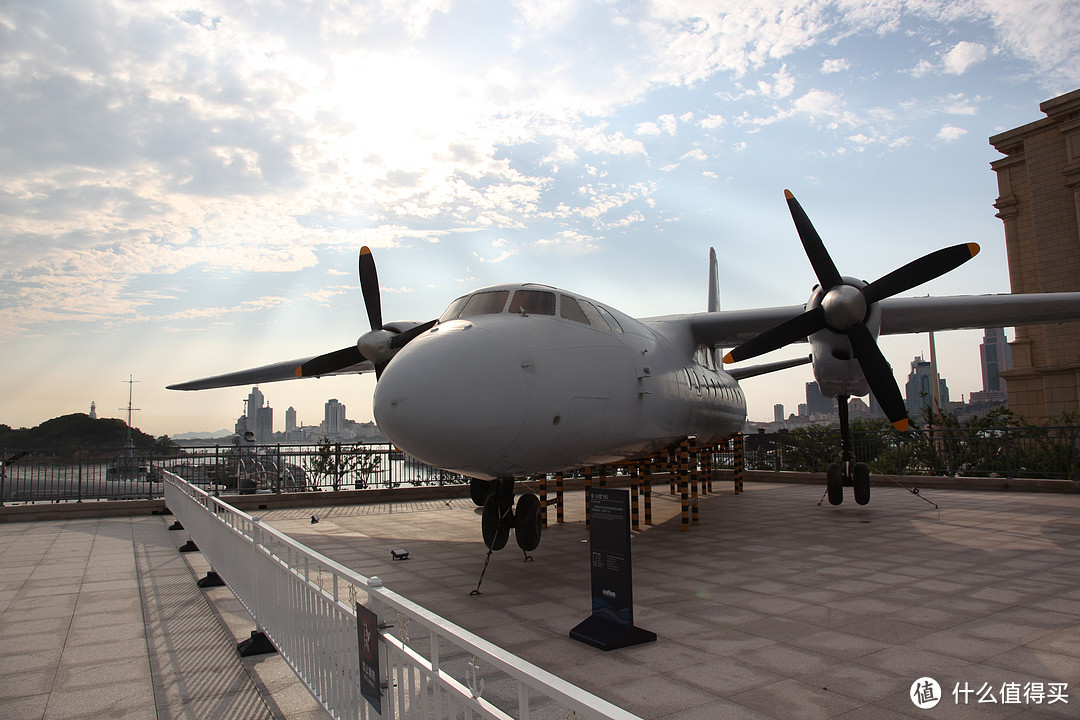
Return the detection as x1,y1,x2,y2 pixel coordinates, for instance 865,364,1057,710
649,292,1080,348
167,351,374,390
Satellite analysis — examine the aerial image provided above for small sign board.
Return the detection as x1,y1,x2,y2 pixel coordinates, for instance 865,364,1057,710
356,602,381,715
570,488,655,650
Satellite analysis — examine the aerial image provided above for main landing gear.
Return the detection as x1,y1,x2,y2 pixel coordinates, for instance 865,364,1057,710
826,395,871,506
470,478,543,552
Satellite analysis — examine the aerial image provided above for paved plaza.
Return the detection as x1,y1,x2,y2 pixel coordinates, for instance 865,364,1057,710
2,481,1079,719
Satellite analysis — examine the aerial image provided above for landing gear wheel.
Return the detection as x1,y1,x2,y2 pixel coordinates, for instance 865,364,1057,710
514,493,543,552
826,463,844,506
853,462,870,505
482,494,511,551
470,478,491,506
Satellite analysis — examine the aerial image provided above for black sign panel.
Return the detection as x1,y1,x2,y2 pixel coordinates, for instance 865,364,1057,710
588,487,634,627
356,602,381,715
570,488,655,650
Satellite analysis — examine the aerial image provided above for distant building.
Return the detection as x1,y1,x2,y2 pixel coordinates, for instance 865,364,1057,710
980,328,1011,396
991,88,1080,421
255,405,273,443
285,406,297,433
773,404,784,423
904,356,950,417
805,382,833,416
89,401,97,420
324,398,346,437
238,386,274,442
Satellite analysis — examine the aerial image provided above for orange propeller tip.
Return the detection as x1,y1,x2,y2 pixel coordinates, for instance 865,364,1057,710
784,189,794,199
294,367,304,378
967,242,980,257
721,352,734,364
892,418,909,432
360,246,372,256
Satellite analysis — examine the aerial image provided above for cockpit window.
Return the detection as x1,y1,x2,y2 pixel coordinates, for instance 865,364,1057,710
439,296,469,323
560,295,590,324
458,290,510,318
510,289,556,316
596,306,623,333
579,300,610,331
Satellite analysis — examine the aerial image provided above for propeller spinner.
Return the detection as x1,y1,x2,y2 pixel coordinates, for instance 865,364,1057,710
723,190,980,432
295,246,435,379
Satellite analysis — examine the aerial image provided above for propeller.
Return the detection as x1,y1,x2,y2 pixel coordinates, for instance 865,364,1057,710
723,190,980,432
294,246,435,379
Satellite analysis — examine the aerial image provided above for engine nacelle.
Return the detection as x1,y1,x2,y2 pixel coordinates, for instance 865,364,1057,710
806,277,883,399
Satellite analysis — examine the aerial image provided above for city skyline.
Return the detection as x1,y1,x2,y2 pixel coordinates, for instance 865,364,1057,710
2,2,1078,436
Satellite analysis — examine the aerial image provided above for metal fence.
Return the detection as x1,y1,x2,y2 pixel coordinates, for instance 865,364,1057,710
163,472,641,720
1,442,469,505
744,425,1080,480
5,425,1079,506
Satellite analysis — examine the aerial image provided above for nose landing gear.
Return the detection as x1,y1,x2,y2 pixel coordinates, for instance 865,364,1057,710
473,478,544,552
825,395,871,506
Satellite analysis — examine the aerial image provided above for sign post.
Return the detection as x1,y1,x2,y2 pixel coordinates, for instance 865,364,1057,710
570,487,656,650
357,602,382,715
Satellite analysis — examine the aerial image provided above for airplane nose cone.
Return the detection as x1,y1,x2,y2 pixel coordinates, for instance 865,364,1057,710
373,321,526,473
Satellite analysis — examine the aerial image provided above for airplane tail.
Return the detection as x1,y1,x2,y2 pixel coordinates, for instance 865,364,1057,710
709,247,722,368
708,247,719,313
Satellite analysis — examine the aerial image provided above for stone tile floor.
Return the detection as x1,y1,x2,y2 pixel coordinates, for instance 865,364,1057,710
2,481,1078,719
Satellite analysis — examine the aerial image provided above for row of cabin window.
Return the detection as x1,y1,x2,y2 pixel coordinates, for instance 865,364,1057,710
440,289,623,333
685,367,743,403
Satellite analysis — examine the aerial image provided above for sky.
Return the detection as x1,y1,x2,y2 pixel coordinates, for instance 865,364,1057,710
2,0,1079,438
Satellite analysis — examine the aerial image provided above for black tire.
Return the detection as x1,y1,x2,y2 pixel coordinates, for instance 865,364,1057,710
853,462,871,505
514,493,543,552
482,494,511,551
470,478,491,506
826,463,844,505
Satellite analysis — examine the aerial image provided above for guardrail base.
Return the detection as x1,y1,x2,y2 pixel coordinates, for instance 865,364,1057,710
237,630,276,657
197,571,225,588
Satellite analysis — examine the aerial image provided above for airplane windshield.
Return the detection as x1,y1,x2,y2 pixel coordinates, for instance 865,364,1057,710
458,290,510,318
510,290,556,315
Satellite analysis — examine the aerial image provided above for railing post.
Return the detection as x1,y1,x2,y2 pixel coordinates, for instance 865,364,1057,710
1004,428,1013,479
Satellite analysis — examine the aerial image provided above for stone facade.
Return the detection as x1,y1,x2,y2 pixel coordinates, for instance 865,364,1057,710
990,88,1080,422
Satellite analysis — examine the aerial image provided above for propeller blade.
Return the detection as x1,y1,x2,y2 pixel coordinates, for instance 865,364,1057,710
295,346,366,378
359,246,383,332
847,324,908,431
786,190,843,290
862,243,980,305
722,306,826,364
388,319,437,349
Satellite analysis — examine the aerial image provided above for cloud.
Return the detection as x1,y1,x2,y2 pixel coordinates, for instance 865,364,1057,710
937,125,968,142
943,41,988,75
821,58,850,74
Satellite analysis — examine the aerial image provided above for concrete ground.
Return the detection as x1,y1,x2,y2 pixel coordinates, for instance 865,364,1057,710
1,481,1079,719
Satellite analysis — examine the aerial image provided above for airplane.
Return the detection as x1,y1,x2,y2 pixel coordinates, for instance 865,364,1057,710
170,190,1080,551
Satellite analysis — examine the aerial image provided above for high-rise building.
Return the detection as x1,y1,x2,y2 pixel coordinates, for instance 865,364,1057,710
805,382,833,416
990,88,1080,421
904,356,950,417
242,386,274,442
255,405,273,443
773,404,784,423
285,406,297,432
977,328,1012,397
325,398,346,436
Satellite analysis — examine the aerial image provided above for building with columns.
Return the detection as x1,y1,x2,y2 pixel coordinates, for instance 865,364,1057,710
990,88,1080,421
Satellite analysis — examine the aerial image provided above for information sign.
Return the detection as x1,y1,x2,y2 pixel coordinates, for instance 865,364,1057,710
356,602,381,715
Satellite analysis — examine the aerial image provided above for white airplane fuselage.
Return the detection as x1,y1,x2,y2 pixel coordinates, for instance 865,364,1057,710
373,284,746,480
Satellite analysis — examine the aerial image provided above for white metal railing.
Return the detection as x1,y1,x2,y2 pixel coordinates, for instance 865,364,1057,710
163,472,641,720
